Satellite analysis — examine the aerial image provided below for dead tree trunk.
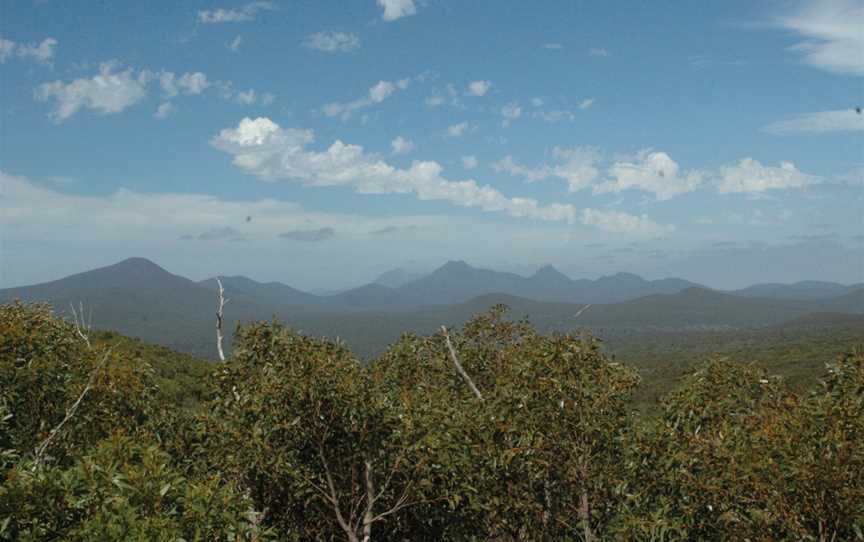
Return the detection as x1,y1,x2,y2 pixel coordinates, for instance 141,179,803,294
216,277,229,362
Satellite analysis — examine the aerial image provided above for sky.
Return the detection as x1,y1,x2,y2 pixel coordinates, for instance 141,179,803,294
1,0,862,290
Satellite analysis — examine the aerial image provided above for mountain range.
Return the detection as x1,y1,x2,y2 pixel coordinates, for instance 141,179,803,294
1,257,861,359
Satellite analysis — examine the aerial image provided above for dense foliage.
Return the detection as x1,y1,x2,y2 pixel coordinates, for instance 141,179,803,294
1,301,862,540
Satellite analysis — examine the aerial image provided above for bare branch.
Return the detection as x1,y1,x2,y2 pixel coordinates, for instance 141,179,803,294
216,277,229,362
32,346,114,468
69,301,92,348
318,442,359,542
441,326,483,401
573,303,591,320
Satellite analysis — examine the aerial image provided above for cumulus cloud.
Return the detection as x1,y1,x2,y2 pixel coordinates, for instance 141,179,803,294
279,227,335,242
236,89,275,106
776,0,864,75
198,1,274,24
302,31,360,53
35,62,150,122
763,109,864,134
500,102,522,127
378,0,417,21
493,146,603,191
533,110,576,123
0,36,57,64
425,96,445,108
390,136,415,155
210,117,670,234
597,149,702,200
159,71,210,98
467,80,491,96
155,102,176,119
446,122,469,137
717,158,818,193
217,81,275,106
580,209,672,236
322,78,412,120
461,155,479,170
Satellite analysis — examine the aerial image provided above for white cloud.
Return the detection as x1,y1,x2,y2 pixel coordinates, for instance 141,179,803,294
494,146,602,191
0,36,57,64
378,0,417,21
776,0,864,75
322,78,413,120
302,31,360,53
580,208,672,236
578,98,595,110
236,89,275,106
763,109,864,134
446,122,469,137
589,47,610,57
425,96,445,108
597,149,702,200
531,97,544,107
390,136,415,155
0,38,14,62
550,147,604,191
198,1,274,24
500,102,522,127
161,71,209,98
543,43,563,50
461,155,479,170
717,158,818,193
155,101,176,119
533,110,575,123
178,72,209,94
493,156,550,183
35,62,150,122
467,80,491,96
228,35,243,52
209,117,669,235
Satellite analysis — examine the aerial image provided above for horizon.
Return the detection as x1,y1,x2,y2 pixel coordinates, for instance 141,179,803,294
2,254,860,294
1,1,862,290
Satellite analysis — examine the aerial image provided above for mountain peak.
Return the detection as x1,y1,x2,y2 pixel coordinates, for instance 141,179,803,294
436,260,473,274
111,257,167,274
533,264,567,279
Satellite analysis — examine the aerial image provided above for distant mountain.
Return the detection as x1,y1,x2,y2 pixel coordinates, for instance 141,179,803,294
198,275,320,309
3,257,861,360
730,281,862,301
0,258,278,357
373,268,426,288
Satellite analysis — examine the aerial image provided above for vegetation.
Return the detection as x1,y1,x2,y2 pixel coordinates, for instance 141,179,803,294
1,301,862,540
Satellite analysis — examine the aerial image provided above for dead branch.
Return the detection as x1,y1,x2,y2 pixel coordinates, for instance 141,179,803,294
69,300,92,348
441,326,483,401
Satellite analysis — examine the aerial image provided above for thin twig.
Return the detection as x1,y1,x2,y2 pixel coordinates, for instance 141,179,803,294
441,326,483,401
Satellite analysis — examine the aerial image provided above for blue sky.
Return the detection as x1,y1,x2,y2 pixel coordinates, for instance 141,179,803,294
1,0,862,290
